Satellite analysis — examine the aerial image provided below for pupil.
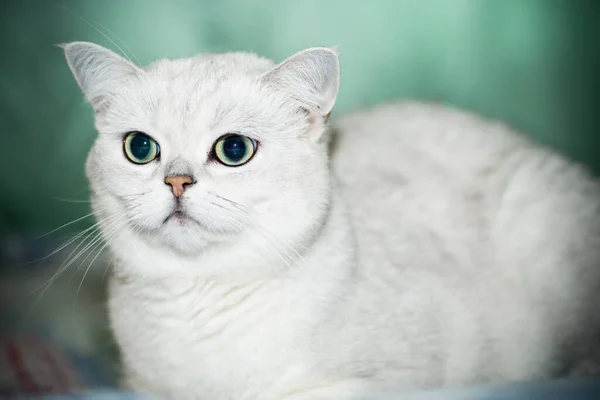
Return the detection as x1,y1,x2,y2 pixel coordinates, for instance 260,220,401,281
131,134,151,159
223,136,247,161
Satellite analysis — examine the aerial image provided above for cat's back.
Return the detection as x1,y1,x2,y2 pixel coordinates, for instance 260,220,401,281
330,101,531,194
330,101,533,277
330,101,599,269
327,101,600,382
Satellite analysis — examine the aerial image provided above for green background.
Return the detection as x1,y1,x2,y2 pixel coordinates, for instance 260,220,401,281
0,0,598,236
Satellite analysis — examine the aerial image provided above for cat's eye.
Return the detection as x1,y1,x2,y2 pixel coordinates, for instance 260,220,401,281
123,132,161,164
212,134,258,167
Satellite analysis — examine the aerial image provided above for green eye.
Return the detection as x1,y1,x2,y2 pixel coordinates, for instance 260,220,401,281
123,132,161,164
213,134,258,167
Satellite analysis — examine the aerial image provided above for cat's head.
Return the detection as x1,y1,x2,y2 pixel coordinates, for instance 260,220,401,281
62,42,340,279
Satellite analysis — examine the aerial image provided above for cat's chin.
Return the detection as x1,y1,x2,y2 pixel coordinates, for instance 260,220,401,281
140,217,234,257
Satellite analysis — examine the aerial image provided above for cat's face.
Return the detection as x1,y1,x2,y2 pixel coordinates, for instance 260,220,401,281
64,42,340,277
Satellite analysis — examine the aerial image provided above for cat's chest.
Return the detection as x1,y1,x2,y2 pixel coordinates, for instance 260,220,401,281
108,276,315,400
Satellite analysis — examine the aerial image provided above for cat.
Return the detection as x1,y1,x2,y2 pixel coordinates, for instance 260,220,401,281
62,41,600,400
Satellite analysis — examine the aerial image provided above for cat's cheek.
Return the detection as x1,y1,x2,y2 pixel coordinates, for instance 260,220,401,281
126,196,173,232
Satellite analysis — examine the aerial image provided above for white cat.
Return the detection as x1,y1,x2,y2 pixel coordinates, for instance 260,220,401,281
62,42,600,400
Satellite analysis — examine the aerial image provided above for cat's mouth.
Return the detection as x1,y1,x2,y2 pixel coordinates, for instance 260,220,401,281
162,205,215,233
163,209,195,226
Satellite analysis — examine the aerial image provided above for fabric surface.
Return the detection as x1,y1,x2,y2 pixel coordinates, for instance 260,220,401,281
8,380,600,400
0,333,115,396
0,317,598,400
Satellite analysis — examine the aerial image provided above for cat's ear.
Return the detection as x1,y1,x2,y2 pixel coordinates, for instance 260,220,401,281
262,47,340,119
60,41,142,112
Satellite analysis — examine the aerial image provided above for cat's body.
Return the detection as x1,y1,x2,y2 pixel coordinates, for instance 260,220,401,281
62,43,600,400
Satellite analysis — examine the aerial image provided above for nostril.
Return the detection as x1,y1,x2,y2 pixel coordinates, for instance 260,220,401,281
164,175,195,198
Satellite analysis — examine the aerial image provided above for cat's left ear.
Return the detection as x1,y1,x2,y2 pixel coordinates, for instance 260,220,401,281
261,47,340,124
61,41,143,112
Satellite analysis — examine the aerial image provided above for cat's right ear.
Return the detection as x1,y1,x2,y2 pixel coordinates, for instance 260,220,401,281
261,47,340,119
60,42,142,112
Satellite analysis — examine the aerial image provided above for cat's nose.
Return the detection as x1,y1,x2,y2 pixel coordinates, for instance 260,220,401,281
164,175,194,198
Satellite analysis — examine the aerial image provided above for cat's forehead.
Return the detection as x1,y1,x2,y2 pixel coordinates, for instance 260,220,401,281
145,52,275,86
128,53,277,131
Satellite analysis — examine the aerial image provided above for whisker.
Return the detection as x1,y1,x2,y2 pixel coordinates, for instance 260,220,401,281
36,211,98,239
101,255,115,283
212,209,287,268
211,201,301,272
68,209,139,311
71,227,110,278
35,222,109,296
73,238,112,311
213,193,246,208
71,209,136,274
22,224,97,268
66,213,136,282
50,197,91,204
35,214,132,314
25,205,143,321
97,216,144,286
70,205,140,279
85,20,142,66
213,194,306,266
120,193,153,204
58,3,139,66
30,210,129,297
24,227,100,319
25,208,113,267
121,192,152,197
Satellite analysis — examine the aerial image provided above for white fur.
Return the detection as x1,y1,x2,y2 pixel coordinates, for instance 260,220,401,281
63,42,600,400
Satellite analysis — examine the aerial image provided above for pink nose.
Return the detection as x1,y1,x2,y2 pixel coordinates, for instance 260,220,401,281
164,175,193,198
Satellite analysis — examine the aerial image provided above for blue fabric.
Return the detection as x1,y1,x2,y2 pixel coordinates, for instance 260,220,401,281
385,379,600,399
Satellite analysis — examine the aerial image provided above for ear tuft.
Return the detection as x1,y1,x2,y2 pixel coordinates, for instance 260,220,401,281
61,41,141,111
262,47,340,116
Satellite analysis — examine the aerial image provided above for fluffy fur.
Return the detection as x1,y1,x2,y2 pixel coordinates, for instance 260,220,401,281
63,42,600,400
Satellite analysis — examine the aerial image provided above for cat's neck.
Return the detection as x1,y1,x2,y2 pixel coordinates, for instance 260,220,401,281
106,191,357,400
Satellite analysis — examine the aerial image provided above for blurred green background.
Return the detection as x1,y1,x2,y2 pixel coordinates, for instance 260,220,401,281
0,0,598,236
